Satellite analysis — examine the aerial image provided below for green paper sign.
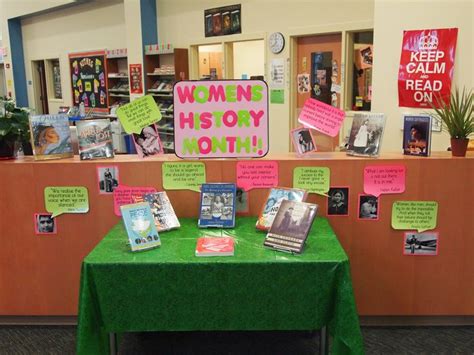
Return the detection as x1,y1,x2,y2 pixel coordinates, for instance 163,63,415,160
270,89,284,104
162,162,206,192
116,95,162,134
293,167,330,196
391,201,438,232
44,186,89,217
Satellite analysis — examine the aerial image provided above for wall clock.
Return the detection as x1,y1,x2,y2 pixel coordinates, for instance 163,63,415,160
269,32,285,54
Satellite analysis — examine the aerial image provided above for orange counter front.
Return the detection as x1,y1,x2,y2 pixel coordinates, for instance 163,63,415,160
0,152,473,316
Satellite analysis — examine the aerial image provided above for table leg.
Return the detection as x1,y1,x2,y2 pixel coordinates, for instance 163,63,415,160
109,332,118,355
320,326,328,355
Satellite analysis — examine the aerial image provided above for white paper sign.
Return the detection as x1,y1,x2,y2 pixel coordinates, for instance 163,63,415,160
270,59,285,88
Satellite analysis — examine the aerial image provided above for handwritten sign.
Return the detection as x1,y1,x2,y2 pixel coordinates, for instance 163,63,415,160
113,185,157,216
162,162,206,192
392,201,438,232
293,167,330,196
173,80,269,158
44,186,89,217
298,98,345,137
364,165,406,197
117,95,162,134
236,161,278,191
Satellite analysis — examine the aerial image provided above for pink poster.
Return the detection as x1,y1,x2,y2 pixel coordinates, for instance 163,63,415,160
298,98,345,137
173,80,269,158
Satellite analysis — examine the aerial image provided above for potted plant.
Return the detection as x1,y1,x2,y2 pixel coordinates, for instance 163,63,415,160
431,87,474,157
0,98,31,159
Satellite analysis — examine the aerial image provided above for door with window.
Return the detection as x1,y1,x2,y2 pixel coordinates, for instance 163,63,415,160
296,34,342,151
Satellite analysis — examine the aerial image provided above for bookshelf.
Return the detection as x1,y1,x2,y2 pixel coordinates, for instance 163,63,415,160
144,45,189,153
106,48,130,109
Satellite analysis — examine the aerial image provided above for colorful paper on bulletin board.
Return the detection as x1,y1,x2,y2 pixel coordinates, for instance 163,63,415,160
68,50,108,112
270,89,284,104
173,80,269,158
298,98,345,137
117,95,162,134
113,185,157,216
391,201,438,232
129,64,143,94
398,28,458,108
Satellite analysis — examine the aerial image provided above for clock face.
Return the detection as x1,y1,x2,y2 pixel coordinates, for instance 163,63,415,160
269,32,285,54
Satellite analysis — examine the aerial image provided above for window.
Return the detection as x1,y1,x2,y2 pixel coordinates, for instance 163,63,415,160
47,59,62,99
347,31,373,111
197,44,224,80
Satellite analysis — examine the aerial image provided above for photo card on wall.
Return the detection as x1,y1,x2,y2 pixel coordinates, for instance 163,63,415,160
403,232,439,256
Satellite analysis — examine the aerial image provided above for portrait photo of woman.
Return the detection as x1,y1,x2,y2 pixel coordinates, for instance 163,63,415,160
291,127,316,155
132,124,163,158
327,187,349,216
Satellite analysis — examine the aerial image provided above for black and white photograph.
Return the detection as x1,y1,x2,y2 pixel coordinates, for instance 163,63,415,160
403,232,439,256
236,188,249,213
358,194,379,220
97,166,119,194
200,206,212,219
34,213,57,235
327,187,349,216
297,73,310,94
132,124,163,158
291,127,316,155
347,113,386,157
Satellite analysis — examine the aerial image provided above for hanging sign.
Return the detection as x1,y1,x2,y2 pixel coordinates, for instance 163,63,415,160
398,28,458,108
173,80,269,159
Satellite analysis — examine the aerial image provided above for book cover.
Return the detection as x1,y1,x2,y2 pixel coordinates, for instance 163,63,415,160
195,236,234,257
347,113,386,157
29,114,74,160
212,13,222,36
76,119,114,160
120,202,161,252
256,187,307,231
142,191,180,232
402,115,432,156
198,183,236,228
264,200,319,254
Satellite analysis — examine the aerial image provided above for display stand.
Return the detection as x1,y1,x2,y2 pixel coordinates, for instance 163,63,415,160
144,46,189,153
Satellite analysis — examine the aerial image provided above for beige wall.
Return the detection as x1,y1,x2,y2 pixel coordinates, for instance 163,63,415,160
233,40,264,79
372,0,474,152
20,0,126,113
156,0,375,153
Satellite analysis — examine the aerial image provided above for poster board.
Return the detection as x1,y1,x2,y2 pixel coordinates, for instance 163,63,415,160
69,50,108,113
173,80,269,159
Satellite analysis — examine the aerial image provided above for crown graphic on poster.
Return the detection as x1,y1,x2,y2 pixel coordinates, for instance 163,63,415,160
418,34,439,50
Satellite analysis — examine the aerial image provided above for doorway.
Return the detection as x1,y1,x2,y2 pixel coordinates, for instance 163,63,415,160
197,44,224,80
295,33,342,151
32,60,49,114
230,39,265,79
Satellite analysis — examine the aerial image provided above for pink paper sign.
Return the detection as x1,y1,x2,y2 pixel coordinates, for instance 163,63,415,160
297,98,345,137
236,161,279,191
113,185,157,216
173,80,269,158
364,165,406,197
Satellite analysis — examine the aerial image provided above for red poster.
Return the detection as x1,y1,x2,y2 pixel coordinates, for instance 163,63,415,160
129,64,143,94
398,28,458,108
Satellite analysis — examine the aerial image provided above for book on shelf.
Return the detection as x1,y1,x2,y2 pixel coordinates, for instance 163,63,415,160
29,114,74,160
264,200,318,254
402,115,432,157
346,113,386,158
195,236,235,257
120,202,161,252
256,187,307,231
141,191,180,232
198,183,237,228
76,119,114,160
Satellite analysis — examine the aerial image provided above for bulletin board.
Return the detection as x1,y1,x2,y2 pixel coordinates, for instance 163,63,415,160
69,50,108,113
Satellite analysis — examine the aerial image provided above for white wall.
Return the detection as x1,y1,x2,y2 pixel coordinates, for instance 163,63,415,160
233,40,264,79
157,0,375,153
371,0,473,152
21,0,126,113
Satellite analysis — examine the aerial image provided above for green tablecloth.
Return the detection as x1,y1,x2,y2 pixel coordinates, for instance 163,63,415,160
76,217,364,354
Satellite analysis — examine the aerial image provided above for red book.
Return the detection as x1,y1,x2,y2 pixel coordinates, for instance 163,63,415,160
195,237,234,257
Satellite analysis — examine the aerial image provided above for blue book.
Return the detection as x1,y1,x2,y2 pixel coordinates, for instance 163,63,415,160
198,183,237,228
120,202,161,251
